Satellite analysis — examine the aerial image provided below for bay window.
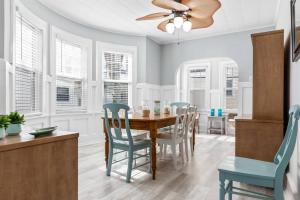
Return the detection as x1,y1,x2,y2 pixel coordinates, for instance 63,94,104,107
102,50,133,106
15,11,43,114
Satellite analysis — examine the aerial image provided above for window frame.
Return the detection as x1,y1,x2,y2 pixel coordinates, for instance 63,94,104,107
220,61,239,113
13,0,48,117
50,27,92,114
182,61,211,112
97,42,137,108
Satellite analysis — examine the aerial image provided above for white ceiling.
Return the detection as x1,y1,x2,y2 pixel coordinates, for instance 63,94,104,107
36,0,281,44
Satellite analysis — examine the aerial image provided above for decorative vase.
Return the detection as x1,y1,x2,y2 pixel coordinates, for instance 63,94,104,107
0,127,5,139
6,124,22,136
210,108,215,117
218,108,223,117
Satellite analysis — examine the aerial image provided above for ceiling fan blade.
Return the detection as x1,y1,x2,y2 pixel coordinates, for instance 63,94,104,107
182,0,221,18
157,20,169,32
136,12,171,21
190,17,214,29
152,0,189,11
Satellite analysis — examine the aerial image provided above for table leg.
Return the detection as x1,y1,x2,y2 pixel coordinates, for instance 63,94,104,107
150,123,157,180
103,119,109,167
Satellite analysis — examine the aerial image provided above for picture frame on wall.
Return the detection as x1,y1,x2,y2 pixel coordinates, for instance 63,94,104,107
291,0,300,62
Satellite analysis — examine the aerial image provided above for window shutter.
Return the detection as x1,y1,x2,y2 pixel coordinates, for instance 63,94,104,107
15,12,43,114
102,51,131,105
55,38,87,111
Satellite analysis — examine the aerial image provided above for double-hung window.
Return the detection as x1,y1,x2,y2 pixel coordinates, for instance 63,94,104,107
188,65,209,110
223,62,239,110
102,51,132,105
55,38,87,111
15,11,43,114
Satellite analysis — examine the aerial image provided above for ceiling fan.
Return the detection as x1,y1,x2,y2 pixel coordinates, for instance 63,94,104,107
136,0,221,34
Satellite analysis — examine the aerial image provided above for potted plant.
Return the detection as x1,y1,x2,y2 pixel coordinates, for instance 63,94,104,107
6,112,25,136
0,115,10,139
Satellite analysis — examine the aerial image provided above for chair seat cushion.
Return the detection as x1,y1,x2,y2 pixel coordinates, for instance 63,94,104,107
113,138,151,150
117,129,148,140
218,156,276,180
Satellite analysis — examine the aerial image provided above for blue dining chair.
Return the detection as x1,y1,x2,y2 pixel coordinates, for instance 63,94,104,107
103,103,151,183
218,105,300,200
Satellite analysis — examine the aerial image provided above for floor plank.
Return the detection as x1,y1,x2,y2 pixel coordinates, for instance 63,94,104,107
79,134,272,200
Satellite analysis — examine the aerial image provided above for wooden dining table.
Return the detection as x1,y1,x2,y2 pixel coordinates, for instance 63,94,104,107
102,112,197,180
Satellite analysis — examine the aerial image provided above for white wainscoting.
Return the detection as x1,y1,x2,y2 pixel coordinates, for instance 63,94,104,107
136,83,161,110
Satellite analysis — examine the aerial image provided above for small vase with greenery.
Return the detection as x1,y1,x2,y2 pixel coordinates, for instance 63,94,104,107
0,115,10,139
6,112,25,136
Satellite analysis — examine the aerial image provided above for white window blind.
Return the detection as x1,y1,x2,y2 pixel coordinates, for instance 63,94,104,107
15,12,43,114
224,63,239,110
56,38,87,111
188,66,208,110
102,51,132,105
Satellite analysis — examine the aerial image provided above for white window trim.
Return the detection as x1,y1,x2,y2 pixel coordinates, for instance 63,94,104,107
180,60,211,112
96,42,137,108
219,60,239,113
13,0,48,117
50,26,92,114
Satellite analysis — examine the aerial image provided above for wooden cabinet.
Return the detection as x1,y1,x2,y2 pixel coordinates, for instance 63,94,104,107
0,131,79,200
235,30,284,162
252,30,284,121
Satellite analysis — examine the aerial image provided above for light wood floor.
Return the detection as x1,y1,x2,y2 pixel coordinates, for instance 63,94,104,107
78,134,273,200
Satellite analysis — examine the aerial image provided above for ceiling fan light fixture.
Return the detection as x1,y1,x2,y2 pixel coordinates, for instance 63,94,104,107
182,20,192,32
166,22,175,34
174,16,184,28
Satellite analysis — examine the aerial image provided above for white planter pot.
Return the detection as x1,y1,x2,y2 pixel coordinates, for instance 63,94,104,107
0,127,5,139
6,124,22,136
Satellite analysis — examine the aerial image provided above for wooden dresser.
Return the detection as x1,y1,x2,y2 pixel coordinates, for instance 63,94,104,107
235,30,284,162
0,131,79,200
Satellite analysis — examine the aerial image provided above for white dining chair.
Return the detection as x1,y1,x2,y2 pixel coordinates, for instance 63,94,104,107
184,106,197,161
157,108,187,168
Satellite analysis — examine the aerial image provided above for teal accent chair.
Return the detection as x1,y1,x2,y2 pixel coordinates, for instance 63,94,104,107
218,105,300,200
103,103,151,183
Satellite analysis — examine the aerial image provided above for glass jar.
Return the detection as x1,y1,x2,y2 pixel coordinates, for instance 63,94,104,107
142,100,150,117
154,100,161,115
163,101,170,114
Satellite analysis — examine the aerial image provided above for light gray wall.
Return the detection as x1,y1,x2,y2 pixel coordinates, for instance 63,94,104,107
276,1,300,199
20,0,154,84
146,38,161,85
0,0,4,59
160,27,274,85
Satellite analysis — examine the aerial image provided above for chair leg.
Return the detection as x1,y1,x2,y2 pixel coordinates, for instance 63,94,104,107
159,144,163,158
228,180,233,200
126,150,134,183
106,146,113,176
274,179,284,200
163,144,167,156
180,143,184,163
219,175,226,200
184,139,189,162
171,144,177,168
189,137,193,156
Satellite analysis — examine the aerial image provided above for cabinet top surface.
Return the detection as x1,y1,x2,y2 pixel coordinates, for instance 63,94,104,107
0,131,79,152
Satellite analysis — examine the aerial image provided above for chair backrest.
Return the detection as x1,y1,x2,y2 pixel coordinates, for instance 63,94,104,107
172,107,188,140
170,102,190,114
103,103,133,145
274,105,300,177
186,106,197,137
